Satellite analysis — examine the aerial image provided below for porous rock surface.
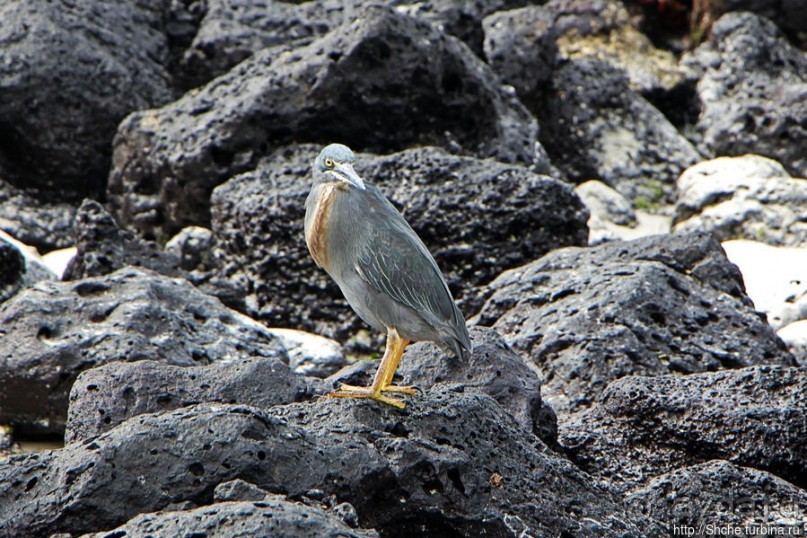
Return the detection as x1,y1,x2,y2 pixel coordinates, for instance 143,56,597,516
80,497,378,538
0,179,76,253
65,358,316,445
211,144,587,339
688,12,807,178
474,232,796,416
537,58,700,204
0,388,665,537
0,0,173,197
0,267,287,434
560,366,807,492
108,5,537,240
626,460,807,531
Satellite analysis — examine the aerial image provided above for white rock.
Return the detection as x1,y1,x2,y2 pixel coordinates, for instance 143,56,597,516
722,240,807,330
675,155,807,247
264,327,345,378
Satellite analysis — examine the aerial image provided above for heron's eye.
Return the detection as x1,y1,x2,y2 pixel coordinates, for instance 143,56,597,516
324,157,335,169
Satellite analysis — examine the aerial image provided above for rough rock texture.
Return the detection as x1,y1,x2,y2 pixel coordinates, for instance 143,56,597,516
0,0,173,197
0,389,666,537
538,58,701,204
327,326,557,445
65,358,316,445
165,226,216,272
0,267,287,434
183,0,534,86
108,6,538,240
673,155,807,247
575,179,639,244
81,497,378,538
0,180,76,252
483,0,690,108
212,144,587,340
626,460,807,531
560,366,807,492
687,12,807,178
474,232,796,416
0,238,25,305
64,200,244,311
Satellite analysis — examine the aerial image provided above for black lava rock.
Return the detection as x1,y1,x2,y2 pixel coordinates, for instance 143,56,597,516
475,232,796,416
689,12,807,178
0,388,665,537
65,358,316,445
560,366,807,492
0,267,287,435
538,58,700,204
0,180,76,253
0,0,173,198
107,5,538,240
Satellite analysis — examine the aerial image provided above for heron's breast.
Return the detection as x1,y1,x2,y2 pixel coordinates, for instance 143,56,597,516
305,182,343,270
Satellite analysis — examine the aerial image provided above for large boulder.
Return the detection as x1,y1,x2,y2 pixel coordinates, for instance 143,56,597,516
0,388,665,537
0,267,287,434
537,58,701,204
182,0,535,86
627,460,807,532
65,358,317,445
687,12,807,178
212,144,587,340
474,232,796,416
0,0,173,197
673,155,807,247
483,0,689,109
81,497,378,538
108,6,538,241
560,366,807,492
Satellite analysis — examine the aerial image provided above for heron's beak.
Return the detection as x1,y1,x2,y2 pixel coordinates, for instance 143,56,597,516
332,163,365,190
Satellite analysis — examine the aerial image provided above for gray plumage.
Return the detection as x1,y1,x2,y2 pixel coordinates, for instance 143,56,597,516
305,144,471,359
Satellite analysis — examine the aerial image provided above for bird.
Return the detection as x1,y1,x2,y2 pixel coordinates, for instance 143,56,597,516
304,143,471,408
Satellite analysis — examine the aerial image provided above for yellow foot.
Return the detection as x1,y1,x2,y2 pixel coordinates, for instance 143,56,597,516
327,384,415,409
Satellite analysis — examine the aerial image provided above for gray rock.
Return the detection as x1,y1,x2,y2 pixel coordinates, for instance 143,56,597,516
0,388,665,537
165,226,216,272
327,326,557,445
65,358,315,445
183,0,534,86
688,12,807,178
79,498,378,538
0,0,173,197
64,200,245,312
211,144,587,340
673,155,807,247
108,6,538,240
0,179,76,252
0,267,287,434
264,328,346,378
475,232,796,416
575,179,638,239
626,460,807,531
692,0,807,46
213,479,272,502
483,0,689,105
560,366,807,492
538,58,701,204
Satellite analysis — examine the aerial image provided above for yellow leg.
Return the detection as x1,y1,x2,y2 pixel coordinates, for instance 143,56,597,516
327,327,416,408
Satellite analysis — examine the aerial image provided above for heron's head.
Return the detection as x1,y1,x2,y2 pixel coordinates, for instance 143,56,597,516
313,143,365,190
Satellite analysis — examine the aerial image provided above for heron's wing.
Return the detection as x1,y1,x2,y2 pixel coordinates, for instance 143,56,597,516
354,190,460,332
